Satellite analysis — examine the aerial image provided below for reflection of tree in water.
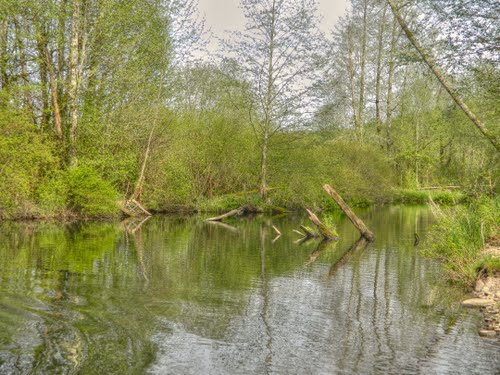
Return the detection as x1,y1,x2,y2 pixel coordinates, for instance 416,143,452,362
0,207,498,374
123,215,151,285
259,224,273,374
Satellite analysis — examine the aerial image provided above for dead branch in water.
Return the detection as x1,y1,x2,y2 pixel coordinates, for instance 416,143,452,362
205,205,261,222
306,208,338,241
205,207,244,222
323,184,375,241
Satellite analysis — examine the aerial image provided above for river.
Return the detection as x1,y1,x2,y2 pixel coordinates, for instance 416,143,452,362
0,206,498,374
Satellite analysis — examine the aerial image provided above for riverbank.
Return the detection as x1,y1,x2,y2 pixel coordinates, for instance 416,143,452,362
423,196,500,337
469,242,500,337
1,187,468,222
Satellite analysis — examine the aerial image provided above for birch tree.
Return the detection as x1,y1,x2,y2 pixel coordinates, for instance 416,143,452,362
228,0,323,198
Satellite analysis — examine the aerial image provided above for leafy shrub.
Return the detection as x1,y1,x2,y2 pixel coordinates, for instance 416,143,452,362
0,105,59,218
66,166,119,217
36,172,69,215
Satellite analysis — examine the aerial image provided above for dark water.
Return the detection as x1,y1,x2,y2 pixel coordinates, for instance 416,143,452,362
0,206,498,374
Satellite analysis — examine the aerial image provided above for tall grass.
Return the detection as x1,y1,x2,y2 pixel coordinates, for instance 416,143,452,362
423,196,500,286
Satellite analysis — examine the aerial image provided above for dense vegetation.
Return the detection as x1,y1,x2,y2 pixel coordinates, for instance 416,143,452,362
425,196,500,285
0,0,498,219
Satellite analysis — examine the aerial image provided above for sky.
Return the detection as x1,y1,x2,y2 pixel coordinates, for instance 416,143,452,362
196,0,349,52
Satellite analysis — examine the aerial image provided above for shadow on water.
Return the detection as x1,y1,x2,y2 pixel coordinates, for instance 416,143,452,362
0,206,499,374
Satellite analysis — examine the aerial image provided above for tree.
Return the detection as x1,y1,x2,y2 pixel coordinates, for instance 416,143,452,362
227,0,323,199
386,0,500,153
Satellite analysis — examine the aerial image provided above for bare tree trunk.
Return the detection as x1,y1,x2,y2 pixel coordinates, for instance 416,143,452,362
386,0,500,153
132,126,155,201
57,0,67,105
375,3,388,135
35,23,51,132
0,18,8,89
68,0,81,166
385,16,398,150
14,18,36,124
260,0,277,200
346,26,360,137
260,128,269,199
45,48,63,139
358,0,368,140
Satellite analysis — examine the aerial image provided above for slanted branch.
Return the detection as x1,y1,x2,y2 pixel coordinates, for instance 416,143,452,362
206,207,244,222
121,126,155,217
205,205,260,222
121,198,151,217
323,184,375,242
305,209,338,241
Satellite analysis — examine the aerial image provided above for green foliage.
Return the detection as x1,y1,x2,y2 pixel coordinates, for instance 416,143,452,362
36,172,69,215
269,137,394,209
394,190,467,205
66,166,119,217
320,213,340,237
0,104,59,218
474,256,500,276
197,192,263,213
424,196,500,285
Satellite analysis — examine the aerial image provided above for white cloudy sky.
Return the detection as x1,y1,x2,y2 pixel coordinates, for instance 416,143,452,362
196,0,349,52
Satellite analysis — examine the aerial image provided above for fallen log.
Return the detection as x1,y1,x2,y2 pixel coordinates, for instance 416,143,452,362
306,209,338,241
205,204,261,222
121,199,152,217
323,184,375,241
205,207,244,221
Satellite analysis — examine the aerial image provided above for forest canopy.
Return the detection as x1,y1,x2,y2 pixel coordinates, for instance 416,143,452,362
0,0,498,218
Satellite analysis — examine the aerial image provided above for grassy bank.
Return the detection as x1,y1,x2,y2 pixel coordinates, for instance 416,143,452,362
393,189,468,205
423,196,500,287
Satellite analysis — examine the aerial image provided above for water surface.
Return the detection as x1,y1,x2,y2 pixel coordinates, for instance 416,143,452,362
0,206,498,374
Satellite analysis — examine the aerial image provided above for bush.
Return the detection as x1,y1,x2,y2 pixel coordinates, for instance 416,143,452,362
66,166,119,217
36,172,69,215
0,105,59,218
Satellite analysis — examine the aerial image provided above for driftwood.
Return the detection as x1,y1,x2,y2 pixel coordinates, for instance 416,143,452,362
205,204,260,222
323,184,375,242
121,199,152,217
306,209,338,241
272,225,282,236
205,207,243,221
